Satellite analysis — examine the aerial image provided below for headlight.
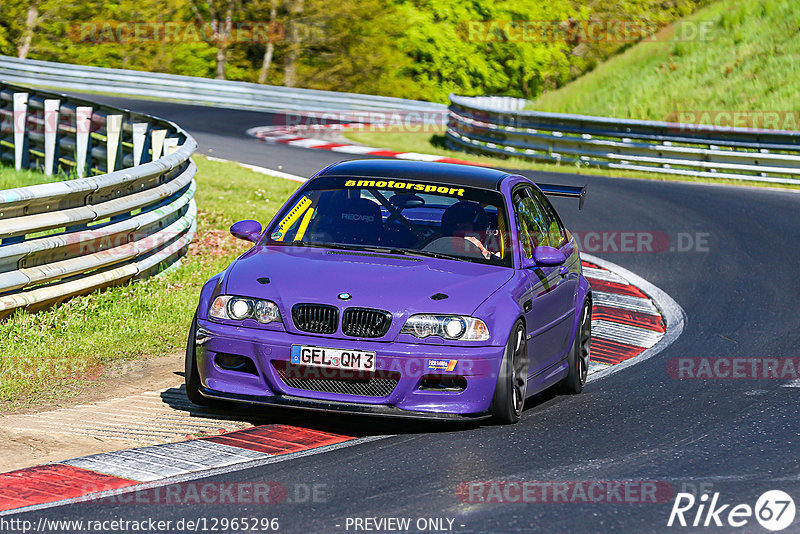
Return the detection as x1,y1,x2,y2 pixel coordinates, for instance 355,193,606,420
209,295,282,324
400,314,489,341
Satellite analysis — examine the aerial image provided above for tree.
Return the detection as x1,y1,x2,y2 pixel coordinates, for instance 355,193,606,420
17,0,38,59
257,0,278,83
189,0,236,80
283,0,303,87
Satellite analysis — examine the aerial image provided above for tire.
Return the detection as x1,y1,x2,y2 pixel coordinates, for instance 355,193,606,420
185,314,228,408
489,320,528,424
558,300,592,394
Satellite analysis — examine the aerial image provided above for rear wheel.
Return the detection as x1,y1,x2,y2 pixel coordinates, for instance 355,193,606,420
489,320,528,424
559,301,591,394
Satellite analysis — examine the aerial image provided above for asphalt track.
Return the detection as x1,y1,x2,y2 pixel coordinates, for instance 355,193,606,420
15,95,800,533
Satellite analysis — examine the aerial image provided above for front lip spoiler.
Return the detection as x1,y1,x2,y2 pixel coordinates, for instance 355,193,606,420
199,387,491,422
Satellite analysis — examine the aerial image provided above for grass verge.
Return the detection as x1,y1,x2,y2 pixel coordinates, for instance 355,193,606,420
528,0,800,121
342,128,800,190
0,165,66,190
0,155,300,410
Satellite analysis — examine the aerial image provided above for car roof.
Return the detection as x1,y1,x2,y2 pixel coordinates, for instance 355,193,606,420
315,159,511,191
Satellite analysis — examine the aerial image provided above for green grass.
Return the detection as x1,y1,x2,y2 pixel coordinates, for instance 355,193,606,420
0,156,300,409
342,128,800,190
528,0,800,121
0,165,66,190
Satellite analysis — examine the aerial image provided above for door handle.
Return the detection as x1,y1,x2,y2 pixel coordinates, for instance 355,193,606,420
523,299,532,312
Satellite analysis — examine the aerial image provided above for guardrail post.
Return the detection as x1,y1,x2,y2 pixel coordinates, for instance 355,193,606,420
13,92,28,171
106,114,122,172
150,129,167,160
75,106,92,178
43,99,60,176
132,122,148,166
164,138,179,156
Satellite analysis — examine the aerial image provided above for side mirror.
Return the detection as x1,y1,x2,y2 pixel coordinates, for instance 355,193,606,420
230,220,262,243
532,246,566,267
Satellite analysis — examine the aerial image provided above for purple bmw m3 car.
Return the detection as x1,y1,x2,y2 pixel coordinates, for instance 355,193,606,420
185,159,591,424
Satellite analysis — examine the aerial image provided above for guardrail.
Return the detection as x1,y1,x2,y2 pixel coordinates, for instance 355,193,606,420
447,95,800,185
0,55,446,118
0,81,197,319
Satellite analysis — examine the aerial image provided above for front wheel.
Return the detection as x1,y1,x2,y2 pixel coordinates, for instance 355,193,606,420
558,300,592,394
489,320,528,424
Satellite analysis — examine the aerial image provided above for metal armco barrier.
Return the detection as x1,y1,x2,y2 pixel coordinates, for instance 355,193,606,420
447,94,800,185
0,81,197,319
0,55,446,118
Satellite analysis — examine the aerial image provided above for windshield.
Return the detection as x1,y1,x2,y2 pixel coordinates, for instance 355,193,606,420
262,176,512,267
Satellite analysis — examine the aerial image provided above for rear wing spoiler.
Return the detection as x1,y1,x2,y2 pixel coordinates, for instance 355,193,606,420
537,183,587,210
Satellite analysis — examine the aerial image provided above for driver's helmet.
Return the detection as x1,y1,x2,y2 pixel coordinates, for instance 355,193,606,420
441,201,489,237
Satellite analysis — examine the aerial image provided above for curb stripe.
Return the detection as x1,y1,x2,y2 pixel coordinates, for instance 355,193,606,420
593,304,665,332
585,277,648,298
582,266,628,284
590,338,647,365
248,124,486,166
63,441,269,482
0,465,137,511
592,320,664,349
207,425,354,455
593,291,659,314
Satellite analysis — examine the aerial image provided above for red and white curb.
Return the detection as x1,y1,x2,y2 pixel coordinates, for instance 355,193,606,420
0,425,371,514
245,123,488,166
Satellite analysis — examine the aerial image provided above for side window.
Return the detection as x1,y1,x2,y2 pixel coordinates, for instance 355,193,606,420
513,188,547,258
530,188,567,248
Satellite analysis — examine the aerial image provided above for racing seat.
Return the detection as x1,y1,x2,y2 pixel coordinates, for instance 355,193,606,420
325,197,383,245
380,194,425,248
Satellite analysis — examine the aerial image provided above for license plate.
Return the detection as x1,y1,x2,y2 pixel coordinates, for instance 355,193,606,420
290,345,376,372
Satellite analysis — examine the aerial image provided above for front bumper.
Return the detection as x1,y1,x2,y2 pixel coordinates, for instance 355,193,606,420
195,318,505,419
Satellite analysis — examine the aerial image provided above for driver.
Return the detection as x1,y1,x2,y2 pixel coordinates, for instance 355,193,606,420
441,201,500,260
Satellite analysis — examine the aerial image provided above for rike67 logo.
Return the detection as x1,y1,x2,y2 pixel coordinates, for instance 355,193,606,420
668,490,796,531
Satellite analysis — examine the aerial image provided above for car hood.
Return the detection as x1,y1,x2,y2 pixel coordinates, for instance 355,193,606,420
224,246,514,319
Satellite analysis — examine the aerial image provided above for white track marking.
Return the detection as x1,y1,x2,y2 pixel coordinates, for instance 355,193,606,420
329,145,382,154
583,266,628,284
63,441,268,482
593,291,660,313
592,319,664,349
287,138,331,148
393,152,446,161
